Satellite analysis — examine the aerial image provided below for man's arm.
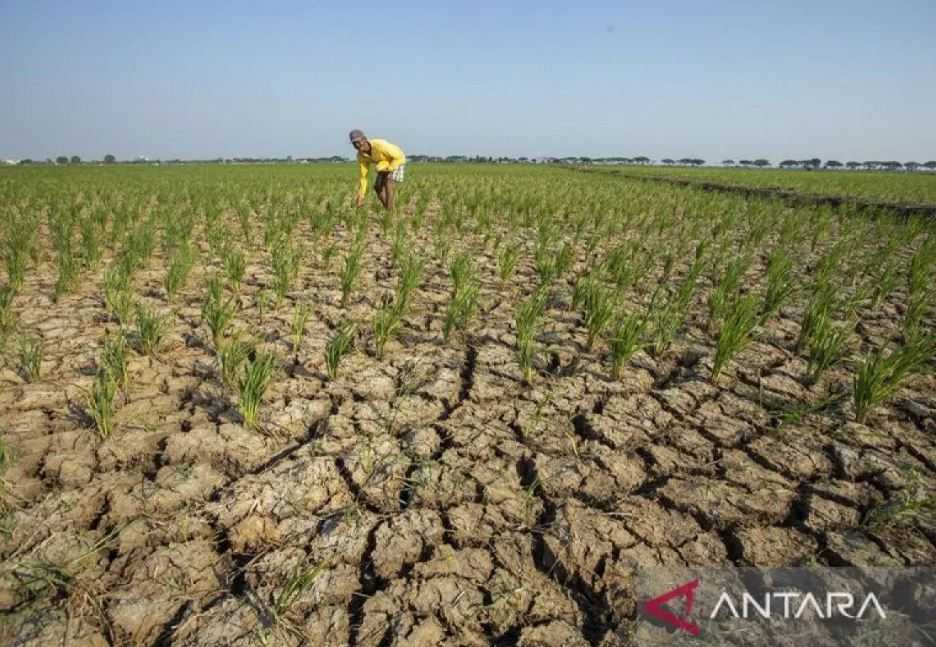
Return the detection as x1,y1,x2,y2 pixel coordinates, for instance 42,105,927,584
357,157,369,206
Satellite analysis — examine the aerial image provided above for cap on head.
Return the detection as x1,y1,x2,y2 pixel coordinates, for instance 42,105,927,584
349,129,366,143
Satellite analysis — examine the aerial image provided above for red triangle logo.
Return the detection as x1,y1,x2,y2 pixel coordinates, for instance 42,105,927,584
642,578,701,636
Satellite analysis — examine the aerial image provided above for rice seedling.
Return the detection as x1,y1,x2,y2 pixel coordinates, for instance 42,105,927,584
291,302,311,353
219,335,253,390
864,467,935,531
707,252,753,332
320,240,338,270
340,241,365,307
223,245,246,292
16,335,43,382
582,283,616,350
372,301,403,358
796,280,837,352
649,247,705,357
271,239,300,302
103,265,134,325
324,322,356,380
202,281,237,350
0,284,16,337
853,336,935,423
87,369,118,439
238,350,278,428
390,220,408,268
711,293,761,382
100,330,129,391
394,255,422,316
164,242,195,301
271,563,324,625
515,289,549,383
497,240,521,282
761,249,796,322
806,316,854,381
609,311,646,378
442,280,480,342
449,252,473,297
134,304,168,356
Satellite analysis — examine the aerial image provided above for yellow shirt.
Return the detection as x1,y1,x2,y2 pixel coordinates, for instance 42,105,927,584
357,138,406,198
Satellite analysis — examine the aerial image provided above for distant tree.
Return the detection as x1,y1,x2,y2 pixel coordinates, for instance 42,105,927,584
662,158,675,165
104,154,116,164
690,159,705,166
633,156,650,164
18,159,33,165
800,158,821,169
753,159,771,167
862,161,878,170
824,160,843,169
738,160,753,167
779,160,799,169
70,155,81,164
722,159,735,166
846,161,861,170
904,161,920,171
924,161,936,170
56,156,68,165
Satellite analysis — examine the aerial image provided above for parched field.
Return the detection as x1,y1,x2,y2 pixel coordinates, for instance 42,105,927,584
1,164,934,646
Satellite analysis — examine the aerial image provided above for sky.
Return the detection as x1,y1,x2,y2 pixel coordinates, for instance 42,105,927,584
2,1,935,162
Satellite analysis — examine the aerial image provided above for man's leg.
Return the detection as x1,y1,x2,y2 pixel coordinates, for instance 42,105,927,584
373,173,385,206
384,177,395,211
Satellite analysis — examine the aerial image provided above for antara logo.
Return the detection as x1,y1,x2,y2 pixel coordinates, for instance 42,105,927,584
642,579,701,636
642,579,888,637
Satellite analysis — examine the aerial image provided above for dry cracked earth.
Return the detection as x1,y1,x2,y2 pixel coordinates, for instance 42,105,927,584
2,210,935,647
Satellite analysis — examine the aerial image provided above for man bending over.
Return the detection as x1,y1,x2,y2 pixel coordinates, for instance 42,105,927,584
349,129,406,210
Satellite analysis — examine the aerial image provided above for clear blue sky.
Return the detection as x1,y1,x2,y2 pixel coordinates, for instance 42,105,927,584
2,1,935,162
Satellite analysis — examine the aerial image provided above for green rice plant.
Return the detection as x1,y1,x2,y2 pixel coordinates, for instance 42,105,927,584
164,242,195,301
0,284,16,337
761,249,796,322
100,330,129,391
103,266,133,325
711,293,761,382
53,249,78,301
497,240,521,282
449,252,473,297
853,336,935,423
202,282,237,350
324,322,356,380
87,369,118,439
649,255,704,357
272,563,324,624
373,301,403,358
291,302,311,352
271,239,300,302
707,252,752,332
807,316,854,381
219,335,253,390
865,467,936,531
78,216,102,269
796,280,837,352
390,220,408,268
442,280,480,342
320,240,338,270
16,335,43,383
609,312,646,378
394,255,422,316
515,289,549,383
134,304,168,356
223,245,246,292
238,350,278,429
583,283,617,350
340,241,365,307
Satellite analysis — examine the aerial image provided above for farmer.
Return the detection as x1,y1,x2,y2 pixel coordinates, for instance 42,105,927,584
349,129,406,211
